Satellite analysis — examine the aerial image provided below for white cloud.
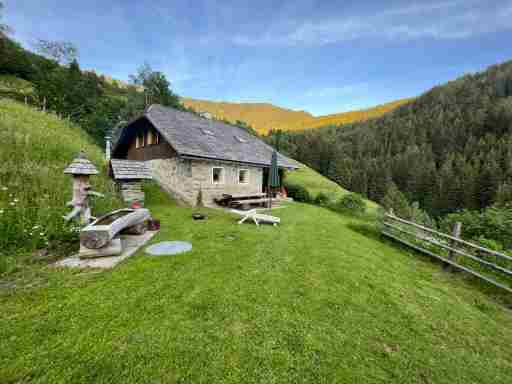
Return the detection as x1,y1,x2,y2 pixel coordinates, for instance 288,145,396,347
230,1,512,46
380,0,464,17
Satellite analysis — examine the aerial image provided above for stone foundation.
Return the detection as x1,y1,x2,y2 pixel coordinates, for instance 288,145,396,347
148,158,263,206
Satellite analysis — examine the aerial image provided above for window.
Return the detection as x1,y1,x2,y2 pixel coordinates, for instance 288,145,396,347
238,169,249,184
212,167,224,184
137,131,158,148
135,133,145,148
147,130,154,145
180,160,192,177
201,127,215,136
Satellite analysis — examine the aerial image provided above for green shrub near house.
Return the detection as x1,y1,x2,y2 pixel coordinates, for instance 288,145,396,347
331,193,367,215
284,181,312,203
285,163,378,211
313,191,330,206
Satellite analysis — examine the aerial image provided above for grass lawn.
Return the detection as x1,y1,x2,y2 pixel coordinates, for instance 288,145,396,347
1,186,511,383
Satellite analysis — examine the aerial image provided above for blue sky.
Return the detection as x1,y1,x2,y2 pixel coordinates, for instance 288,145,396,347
5,0,512,115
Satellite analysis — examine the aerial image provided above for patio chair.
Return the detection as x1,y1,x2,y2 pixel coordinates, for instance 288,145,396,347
230,209,280,226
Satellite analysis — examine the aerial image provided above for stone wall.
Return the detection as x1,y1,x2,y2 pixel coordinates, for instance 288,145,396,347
149,158,263,206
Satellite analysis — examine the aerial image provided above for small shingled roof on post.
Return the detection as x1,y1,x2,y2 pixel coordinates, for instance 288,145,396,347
63,151,99,175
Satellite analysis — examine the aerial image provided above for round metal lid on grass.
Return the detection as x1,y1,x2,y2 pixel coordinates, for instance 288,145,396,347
145,241,192,256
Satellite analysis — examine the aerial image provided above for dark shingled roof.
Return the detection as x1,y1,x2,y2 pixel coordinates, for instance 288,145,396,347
117,105,298,169
110,159,152,180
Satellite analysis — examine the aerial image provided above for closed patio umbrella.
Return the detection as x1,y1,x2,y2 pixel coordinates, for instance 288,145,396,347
268,150,280,209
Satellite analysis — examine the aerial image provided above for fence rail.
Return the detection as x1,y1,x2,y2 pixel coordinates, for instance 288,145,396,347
382,212,512,294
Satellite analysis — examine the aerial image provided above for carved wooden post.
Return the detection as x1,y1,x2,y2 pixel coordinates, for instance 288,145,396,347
63,152,102,225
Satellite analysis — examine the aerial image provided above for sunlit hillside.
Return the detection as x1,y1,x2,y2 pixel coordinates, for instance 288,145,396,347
182,98,313,134
284,98,414,131
182,97,413,135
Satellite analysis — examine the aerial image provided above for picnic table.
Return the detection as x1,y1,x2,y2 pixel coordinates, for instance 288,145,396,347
215,192,269,209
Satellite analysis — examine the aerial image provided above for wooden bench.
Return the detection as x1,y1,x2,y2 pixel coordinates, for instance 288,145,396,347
230,198,269,209
225,193,266,200
215,193,267,207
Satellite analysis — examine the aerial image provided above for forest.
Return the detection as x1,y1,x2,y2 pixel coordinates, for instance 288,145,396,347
0,28,182,146
267,60,512,221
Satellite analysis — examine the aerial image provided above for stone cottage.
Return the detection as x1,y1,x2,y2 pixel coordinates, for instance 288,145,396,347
111,104,298,206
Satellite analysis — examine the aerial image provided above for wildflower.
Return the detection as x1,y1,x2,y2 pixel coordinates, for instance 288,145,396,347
13,198,19,203
1,186,7,191
0,210,3,214
33,225,40,229
9,202,15,206
29,232,33,236
40,232,44,236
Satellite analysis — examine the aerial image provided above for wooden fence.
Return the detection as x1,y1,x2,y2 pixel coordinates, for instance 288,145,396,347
382,211,512,293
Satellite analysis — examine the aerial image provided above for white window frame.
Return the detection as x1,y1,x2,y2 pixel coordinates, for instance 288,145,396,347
212,167,224,185
238,168,249,184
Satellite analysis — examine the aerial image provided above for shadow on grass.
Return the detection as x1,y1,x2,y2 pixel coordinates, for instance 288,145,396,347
346,221,383,242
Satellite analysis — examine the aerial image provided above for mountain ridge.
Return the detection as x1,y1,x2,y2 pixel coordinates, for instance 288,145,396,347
182,97,413,134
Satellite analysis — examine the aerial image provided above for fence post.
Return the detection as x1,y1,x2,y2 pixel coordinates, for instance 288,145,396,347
446,222,462,271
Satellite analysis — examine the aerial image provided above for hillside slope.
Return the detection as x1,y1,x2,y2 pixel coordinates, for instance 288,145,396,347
183,97,412,135
286,162,379,210
0,99,121,270
1,186,511,382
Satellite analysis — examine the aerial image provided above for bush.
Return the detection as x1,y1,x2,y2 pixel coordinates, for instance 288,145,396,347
409,201,437,228
440,205,512,249
285,182,312,203
314,192,330,206
333,193,366,215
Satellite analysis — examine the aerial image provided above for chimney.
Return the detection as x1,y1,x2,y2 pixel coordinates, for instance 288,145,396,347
105,134,112,161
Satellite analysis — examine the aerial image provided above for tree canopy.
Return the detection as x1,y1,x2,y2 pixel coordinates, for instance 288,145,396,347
267,60,512,218
0,31,184,146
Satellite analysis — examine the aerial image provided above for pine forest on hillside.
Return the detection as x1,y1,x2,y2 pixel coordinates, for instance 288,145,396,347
267,60,512,219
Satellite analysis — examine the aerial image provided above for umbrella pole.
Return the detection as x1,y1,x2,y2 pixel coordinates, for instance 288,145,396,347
268,170,272,211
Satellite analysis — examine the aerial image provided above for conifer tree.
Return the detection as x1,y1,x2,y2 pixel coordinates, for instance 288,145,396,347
382,182,411,219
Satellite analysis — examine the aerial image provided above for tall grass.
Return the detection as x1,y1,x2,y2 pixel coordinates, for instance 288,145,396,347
0,99,122,273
